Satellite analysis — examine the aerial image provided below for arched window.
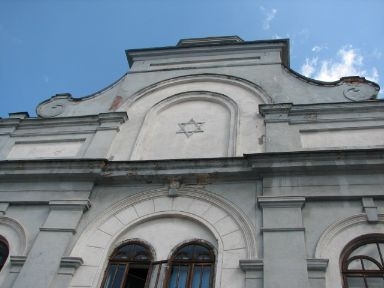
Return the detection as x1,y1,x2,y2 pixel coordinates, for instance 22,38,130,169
341,234,384,288
0,236,9,271
167,242,215,288
101,241,153,288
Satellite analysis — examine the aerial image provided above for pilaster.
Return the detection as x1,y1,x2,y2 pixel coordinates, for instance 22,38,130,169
12,200,89,288
258,196,309,288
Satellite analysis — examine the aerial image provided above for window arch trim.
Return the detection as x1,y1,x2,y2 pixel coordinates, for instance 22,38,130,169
101,241,154,288
340,233,384,288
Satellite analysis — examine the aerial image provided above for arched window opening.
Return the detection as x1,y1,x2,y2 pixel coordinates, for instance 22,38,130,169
0,236,9,271
341,234,384,288
167,242,215,288
101,242,153,288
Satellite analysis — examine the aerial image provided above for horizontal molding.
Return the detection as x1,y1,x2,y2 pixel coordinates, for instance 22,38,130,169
260,101,384,124
307,258,329,271
258,196,305,208
40,227,76,233
10,255,27,266
49,200,91,211
261,227,305,232
239,259,263,271
0,149,383,183
60,257,83,268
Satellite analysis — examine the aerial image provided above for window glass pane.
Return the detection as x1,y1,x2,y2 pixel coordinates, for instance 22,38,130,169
147,262,167,288
362,259,380,270
191,266,211,288
348,259,363,270
366,277,384,288
379,243,384,264
112,243,151,261
193,246,212,261
103,265,118,288
174,246,194,260
191,266,202,288
174,244,213,261
168,265,189,288
201,266,212,288
347,277,366,288
112,264,127,288
350,244,380,263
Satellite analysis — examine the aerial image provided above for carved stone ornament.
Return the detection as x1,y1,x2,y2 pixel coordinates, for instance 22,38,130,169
342,83,377,102
37,93,73,117
176,118,204,138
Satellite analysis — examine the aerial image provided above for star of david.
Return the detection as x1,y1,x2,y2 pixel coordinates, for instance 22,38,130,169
176,118,204,138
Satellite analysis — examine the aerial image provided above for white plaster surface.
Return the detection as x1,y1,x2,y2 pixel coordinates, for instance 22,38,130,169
301,127,384,149
86,230,112,249
133,98,232,160
114,206,138,225
111,75,266,160
222,230,246,250
116,216,218,260
7,140,83,159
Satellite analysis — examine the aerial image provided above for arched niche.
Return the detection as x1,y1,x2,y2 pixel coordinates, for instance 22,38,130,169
110,74,270,160
130,91,238,160
68,188,257,288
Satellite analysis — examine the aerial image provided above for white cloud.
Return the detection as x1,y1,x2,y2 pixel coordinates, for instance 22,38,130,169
311,45,327,53
260,7,277,30
301,57,318,78
300,46,379,83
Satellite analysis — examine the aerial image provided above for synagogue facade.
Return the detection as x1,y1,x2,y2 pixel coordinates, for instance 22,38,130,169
0,36,383,288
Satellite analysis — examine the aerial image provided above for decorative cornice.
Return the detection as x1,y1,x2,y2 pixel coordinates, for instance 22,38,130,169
126,39,289,68
1,149,384,183
260,101,384,123
0,159,106,179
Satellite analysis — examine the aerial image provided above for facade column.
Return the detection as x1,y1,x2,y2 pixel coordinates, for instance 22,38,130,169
12,200,89,288
258,196,309,288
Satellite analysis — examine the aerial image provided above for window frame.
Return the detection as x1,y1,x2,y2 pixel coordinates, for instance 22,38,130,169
100,240,154,288
340,233,384,288
165,241,216,288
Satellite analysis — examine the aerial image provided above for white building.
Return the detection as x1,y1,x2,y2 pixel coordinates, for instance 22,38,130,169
0,36,383,288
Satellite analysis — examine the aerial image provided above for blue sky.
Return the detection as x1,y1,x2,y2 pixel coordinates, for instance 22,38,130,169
0,0,383,117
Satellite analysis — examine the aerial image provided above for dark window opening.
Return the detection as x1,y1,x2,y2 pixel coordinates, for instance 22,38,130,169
0,237,9,271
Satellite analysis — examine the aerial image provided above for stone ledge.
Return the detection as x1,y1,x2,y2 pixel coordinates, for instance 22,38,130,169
239,259,263,271
258,196,305,208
